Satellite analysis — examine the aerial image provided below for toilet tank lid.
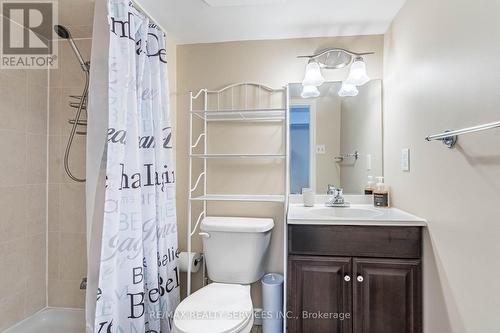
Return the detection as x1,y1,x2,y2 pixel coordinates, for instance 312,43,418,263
201,216,274,233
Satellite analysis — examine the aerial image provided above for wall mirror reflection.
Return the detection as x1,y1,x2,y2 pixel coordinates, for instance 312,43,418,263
289,80,383,195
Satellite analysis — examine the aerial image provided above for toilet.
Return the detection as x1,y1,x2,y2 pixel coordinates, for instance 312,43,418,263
173,216,274,333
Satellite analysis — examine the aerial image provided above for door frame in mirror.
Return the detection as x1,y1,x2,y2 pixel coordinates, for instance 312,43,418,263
289,99,317,194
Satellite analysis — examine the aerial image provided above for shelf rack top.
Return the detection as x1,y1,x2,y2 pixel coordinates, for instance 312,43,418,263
190,194,285,203
191,108,286,122
192,82,285,97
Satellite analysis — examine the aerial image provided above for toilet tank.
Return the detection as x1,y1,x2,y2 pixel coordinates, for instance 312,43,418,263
200,217,274,284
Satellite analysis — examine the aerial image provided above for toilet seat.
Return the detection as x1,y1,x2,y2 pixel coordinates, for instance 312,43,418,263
173,283,254,333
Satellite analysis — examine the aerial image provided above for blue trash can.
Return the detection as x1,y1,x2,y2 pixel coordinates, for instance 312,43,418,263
261,273,284,333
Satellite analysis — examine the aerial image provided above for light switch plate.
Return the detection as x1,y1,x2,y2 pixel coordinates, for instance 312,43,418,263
401,148,410,172
316,145,326,154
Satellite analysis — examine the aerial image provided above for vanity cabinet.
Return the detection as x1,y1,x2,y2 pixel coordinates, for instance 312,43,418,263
288,256,352,333
287,225,422,333
353,258,421,333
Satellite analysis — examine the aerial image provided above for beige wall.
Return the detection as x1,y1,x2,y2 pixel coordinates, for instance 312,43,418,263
384,0,500,332
0,68,48,329
56,0,94,38
177,35,384,302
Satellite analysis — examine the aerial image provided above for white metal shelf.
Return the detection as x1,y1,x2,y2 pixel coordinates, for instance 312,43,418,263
187,82,289,302
191,109,286,122
190,153,286,159
190,194,285,203
191,108,286,113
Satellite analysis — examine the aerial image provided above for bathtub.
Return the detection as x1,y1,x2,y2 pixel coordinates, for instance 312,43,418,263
4,308,85,333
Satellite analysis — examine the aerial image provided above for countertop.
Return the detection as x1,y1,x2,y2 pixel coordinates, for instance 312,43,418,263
287,203,427,227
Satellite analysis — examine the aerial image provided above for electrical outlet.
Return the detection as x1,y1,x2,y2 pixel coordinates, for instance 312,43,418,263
401,148,410,172
316,144,326,154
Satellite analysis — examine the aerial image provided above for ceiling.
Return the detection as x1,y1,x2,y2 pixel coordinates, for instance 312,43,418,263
138,0,406,44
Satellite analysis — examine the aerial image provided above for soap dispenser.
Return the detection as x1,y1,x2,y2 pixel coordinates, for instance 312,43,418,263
364,176,375,195
373,176,390,207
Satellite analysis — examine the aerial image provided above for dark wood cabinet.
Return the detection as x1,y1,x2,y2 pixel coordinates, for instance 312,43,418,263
353,258,422,333
287,225,422,333
288,256,352,333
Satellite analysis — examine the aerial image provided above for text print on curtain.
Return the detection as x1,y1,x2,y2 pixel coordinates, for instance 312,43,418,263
94,1,179,332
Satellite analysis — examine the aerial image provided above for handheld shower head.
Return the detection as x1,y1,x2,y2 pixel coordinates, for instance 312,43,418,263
54,24,71,39
53,25,89,72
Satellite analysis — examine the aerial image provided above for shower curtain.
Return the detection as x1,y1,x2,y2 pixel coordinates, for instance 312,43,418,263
87,0,179,332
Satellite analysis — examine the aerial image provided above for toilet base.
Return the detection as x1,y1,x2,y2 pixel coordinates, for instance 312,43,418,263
172,316,254,333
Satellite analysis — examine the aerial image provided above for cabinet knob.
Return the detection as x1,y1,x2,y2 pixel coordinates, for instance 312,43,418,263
357,275,364,283
344,275,351,282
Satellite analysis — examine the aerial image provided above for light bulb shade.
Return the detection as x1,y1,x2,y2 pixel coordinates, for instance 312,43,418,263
345,57,370,86
301,85,320,98
338,83,359,97
302,61,325,87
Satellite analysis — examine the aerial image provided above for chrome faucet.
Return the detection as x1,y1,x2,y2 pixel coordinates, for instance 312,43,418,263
326,185,350,207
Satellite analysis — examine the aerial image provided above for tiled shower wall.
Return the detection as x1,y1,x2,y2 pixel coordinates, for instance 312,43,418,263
47,39,91,308
0,68,49,330
0,0,94,327
45,0,94,310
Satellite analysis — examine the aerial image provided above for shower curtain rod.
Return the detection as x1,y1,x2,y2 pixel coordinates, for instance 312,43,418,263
131,0,168,34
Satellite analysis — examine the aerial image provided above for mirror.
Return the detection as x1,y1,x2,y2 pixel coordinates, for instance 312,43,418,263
289,80,383,195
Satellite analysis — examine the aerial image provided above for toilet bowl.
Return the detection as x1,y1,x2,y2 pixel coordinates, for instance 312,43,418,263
173,283,253,333
173,217,274,333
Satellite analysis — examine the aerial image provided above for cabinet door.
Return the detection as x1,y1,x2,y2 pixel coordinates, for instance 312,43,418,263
353,258,422,333
288,256,352,333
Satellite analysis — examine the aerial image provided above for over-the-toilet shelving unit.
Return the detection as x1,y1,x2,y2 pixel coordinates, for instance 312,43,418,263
187,83,289,299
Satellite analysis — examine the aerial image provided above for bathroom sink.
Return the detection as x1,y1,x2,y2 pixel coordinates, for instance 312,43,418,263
287,203,427,226
311,207,384,219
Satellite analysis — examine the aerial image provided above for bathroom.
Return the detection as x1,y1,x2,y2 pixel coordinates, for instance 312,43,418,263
0,0,499,332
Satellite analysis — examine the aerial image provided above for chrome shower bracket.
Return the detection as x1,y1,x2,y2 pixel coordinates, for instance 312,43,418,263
334,150,359,163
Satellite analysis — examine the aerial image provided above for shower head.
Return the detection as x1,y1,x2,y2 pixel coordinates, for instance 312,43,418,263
54,24,71,39
53,25,89,72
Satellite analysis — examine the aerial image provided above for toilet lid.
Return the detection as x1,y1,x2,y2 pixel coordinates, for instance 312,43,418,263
174,283,253,333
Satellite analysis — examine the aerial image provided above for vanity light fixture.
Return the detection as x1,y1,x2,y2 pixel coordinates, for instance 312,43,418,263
338,83,359,97
345,56,370,86
302,60,325,87
301,85,320,98
298,48,374,97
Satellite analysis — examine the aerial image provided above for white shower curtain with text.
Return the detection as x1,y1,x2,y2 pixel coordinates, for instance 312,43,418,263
93,1,179,332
